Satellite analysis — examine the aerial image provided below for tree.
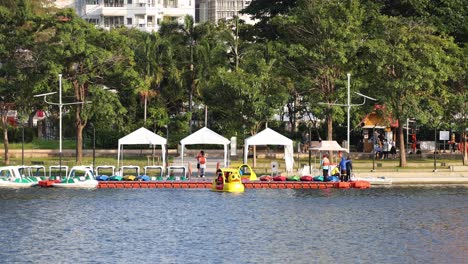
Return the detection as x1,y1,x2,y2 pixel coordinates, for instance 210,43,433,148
273,0,365,141
444,45,468,164
374,0,468,44
0,2,40,164
359,15,460,167
38,10,140,163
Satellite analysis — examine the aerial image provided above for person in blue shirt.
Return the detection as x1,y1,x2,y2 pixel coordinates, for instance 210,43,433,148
339,155,348,182
345,156,353,182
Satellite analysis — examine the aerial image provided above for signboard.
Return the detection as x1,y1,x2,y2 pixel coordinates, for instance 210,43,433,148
419,141,435,151
439,131,449,141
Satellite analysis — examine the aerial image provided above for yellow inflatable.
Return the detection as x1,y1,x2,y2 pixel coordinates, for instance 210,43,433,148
211,168,245,193
238,164,257,181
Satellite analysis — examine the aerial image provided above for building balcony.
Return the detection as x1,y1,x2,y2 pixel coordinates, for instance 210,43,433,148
101,6,127,16
84,4,103,16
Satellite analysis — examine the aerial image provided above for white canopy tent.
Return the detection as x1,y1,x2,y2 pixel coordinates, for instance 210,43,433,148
180,127,230,167
243,128,294,173
117,127,167,168
311,140,348,152
310,140,348,166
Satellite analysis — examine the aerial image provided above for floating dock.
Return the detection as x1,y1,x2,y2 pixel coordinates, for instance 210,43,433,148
97,181,370,189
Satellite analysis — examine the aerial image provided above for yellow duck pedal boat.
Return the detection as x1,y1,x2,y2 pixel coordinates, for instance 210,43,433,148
211,168,245,193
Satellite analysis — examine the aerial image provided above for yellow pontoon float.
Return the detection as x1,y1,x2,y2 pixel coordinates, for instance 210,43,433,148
211,168,245,193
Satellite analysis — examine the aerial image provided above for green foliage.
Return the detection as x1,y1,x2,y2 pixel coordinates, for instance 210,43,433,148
0,0,465,165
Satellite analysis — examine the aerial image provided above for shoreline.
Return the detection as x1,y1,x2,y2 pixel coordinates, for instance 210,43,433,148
1,149,467,185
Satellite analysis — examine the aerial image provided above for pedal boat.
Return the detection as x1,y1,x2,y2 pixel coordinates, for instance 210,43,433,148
95,165,116,181
52,166,98,188
22,165,47,182
212,168,244,193
0,166,37,188
238,164,257,181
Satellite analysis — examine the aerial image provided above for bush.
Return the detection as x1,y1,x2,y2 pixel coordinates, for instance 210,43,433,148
3,127,35,143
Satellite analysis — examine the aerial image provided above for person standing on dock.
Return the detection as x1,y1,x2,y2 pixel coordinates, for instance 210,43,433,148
196,150,203,177
198,151,207,178
339,155,348,182
345,156,353,182
321,154,330,182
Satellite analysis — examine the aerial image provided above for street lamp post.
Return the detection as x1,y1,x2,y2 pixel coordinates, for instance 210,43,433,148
21,122,24,165
90,123,96,170
164,125,169,167
319,74,377,153
34,74,91,178
434,126,437,172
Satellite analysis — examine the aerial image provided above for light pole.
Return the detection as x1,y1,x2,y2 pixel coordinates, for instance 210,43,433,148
21,121,24,166
164,124,169,167
90,123,95,170
433,117,443,172
34,74,91,178
319,73,376,152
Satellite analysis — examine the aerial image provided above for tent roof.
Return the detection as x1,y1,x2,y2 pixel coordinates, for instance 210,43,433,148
118,127,167,145
180,127,229,146
311,140,347,152
245,128,292,146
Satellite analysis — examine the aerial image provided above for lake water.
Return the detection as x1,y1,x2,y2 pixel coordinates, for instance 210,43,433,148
0,186,466,264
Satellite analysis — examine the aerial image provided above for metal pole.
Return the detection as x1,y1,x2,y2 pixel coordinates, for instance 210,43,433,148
59,74,63,179
434,126,437,171
347,73,351,153
406,118,409,153
166,126,169,167
308,125,311,173
204,106,207,127
93,125,95,170
372,126,376,171
21,124,24,165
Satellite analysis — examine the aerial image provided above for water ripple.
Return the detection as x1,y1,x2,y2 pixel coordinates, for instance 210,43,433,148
0,186,466,263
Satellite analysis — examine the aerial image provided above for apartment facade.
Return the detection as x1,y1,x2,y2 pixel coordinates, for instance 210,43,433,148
196,0,253,24
54,0,195,32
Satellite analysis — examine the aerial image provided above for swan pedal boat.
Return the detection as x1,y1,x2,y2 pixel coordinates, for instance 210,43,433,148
212,168,245,193
0,166,37,188
52,166,98,189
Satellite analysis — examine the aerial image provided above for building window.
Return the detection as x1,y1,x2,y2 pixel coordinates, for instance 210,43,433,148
104,0,124,7
104,16,124,27
127,0,132,4
127,17,132,25
86,0,99,4
163,0,177,8
86,18,99,25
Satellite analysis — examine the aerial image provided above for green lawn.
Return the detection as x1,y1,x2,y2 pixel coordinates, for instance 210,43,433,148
6,139,77,149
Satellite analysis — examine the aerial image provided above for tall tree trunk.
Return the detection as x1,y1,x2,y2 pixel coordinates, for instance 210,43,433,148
74,81,87,164
327,109,333,159
76,122,84,164
397,119,407,167
327,111,333,140
2,115,9,165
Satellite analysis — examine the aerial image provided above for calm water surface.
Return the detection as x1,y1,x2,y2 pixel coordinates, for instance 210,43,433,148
0,186,466,264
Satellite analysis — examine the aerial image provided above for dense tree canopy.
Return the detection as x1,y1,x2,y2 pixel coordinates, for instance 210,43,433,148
0,0,465,166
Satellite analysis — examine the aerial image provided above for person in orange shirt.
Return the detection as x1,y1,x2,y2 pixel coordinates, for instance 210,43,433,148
197,151,207,178
321,154,330,182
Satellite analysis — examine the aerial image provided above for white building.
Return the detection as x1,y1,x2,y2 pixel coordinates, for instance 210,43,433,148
55,0,195,32
196,0,253,24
